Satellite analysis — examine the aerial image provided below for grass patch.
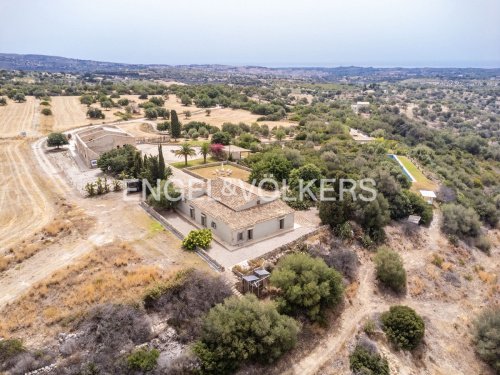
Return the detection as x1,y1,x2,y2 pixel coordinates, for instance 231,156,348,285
397,155,437,191
169,157,217,168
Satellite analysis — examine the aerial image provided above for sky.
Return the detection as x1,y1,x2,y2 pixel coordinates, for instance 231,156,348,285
0,0,499,68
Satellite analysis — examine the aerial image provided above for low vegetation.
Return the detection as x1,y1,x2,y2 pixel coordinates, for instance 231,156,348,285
270,252,344,321
374,246,407,293
473,307,500,373
381,305,425,350
349,341,390,375
182,229,212,251
193,294,299,374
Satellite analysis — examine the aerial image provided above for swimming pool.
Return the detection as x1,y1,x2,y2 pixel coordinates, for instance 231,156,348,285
388,154,416,182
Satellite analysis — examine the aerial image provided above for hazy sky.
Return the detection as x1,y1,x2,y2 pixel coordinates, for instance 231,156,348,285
0,0,499,67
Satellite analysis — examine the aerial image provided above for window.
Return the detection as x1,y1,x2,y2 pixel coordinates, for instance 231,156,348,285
201,214,207,227
247,228,253,240
189,207,195,219
279,218,285,229
237,232,243,241
211,221,217,229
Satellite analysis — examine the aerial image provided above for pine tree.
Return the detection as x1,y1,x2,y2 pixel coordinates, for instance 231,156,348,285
170,110,181,140
158,144,166,180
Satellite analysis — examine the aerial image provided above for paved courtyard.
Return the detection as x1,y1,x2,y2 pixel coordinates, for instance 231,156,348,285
161,210,318,269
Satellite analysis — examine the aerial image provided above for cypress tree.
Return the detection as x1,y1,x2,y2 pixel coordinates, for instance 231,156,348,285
170,110,181,140
158,144,166,180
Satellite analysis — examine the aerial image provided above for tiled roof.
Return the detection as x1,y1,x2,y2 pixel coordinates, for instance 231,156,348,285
206,177,277,211
189,195,294,230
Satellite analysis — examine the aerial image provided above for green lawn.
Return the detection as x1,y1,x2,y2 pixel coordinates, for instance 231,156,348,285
397,155,437,191
169,157,217,169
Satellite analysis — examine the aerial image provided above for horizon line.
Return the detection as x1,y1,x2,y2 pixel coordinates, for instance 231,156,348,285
1,52,500,70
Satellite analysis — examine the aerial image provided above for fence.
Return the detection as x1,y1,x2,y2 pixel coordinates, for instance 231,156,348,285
135,135,171,144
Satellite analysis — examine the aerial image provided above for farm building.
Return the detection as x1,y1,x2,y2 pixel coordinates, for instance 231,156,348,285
75,125,135,167
177,177,295,246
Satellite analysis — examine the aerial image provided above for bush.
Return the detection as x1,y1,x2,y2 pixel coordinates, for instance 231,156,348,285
374,247,406,293
381,305,425,350
77,304,152,355
473,307,500,373
182,229,212,250
193,294,299,374
349,344,390,375
211,131,231,145
127,347,160,372
145,270,232,342
270,252,344,321
86,107,105,119
442,203,481,239
41,108,52,116
0,339,25,365
322,247,358,281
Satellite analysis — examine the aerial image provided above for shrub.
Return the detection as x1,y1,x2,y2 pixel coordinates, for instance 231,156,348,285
77,304,152,355
211,131,232,145
0,339,25,365
349,344,390,375
473,307,500,373
381,305,425,350
127,347,160,372
270,252,344,321
145,270,232,342
474,235,492,254
193,294,299,374
86,107,105,119
374,246,406,293
41,108,52,116
182,229,212,251
322,247,358,281
442,203,481,239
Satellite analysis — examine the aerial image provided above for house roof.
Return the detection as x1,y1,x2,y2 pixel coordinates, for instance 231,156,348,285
222,145,251,153
419,190,436,198
206,178,277,211
188,194,294,230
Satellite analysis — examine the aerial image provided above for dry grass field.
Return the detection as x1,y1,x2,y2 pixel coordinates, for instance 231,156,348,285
0,242,188,342
191,163,251,181
0,140,56,252
0,97,38,137
48,96,128,132
163,95,296,129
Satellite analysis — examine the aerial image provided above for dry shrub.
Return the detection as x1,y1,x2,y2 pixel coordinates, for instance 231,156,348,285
410,275,425,296
478,270,497,284
0,242,174,340
145,270,233,342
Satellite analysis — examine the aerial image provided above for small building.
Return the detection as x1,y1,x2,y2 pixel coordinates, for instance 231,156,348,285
75,125,135,168
177,177,295,246
221,145,251,160
241,269,271,297
419,190,437,204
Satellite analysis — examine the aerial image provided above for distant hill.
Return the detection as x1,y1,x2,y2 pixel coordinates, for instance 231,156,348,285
0,53,498,81
0,53,146,72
